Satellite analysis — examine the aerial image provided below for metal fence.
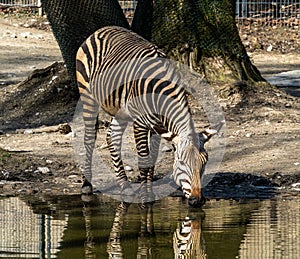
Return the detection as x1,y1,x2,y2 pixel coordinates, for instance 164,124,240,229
0,0,40,7
236,0,300,25
0,0,42,15
0,0,299,26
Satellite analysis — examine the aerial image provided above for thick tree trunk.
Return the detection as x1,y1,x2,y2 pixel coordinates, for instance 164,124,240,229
41,0,129,82
151,0,265,84
131,0,153,41
42,0,264,85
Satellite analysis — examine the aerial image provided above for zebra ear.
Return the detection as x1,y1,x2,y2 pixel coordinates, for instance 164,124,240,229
200,128,218,143
199,120,225,143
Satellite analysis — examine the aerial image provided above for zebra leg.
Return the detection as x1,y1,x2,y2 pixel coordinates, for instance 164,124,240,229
82,100,99,195
149,132,161,170
107,202,130,257
82,197,96,257
137,202,156,257
106,118,134,195
133,122,157,203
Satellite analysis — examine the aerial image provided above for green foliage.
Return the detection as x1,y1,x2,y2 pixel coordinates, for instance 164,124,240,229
0,148,11,163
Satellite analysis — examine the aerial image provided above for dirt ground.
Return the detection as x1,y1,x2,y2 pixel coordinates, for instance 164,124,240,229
0,15,299,199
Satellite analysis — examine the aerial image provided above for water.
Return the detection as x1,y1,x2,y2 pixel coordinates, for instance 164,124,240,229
0,194,299,258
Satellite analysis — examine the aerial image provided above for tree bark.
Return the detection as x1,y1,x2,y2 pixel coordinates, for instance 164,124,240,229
42,0,264,84
131,0,153,41
151,0,265,83
41,0,129,82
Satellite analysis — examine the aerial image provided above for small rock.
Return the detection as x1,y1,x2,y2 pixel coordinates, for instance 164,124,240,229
24,129,33,134
285,103,292,108
294,162,300,166
1,170,9,179
245,133,252,138
291,182,300,188
267,45,273,52
51,75,58,81
58,124,72,134
37,167,51,174
46,159,53,164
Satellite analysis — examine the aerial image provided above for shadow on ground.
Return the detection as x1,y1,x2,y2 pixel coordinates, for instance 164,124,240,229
203,172,280,200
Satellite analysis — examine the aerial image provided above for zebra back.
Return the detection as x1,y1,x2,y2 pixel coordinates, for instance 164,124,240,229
76,26,190,135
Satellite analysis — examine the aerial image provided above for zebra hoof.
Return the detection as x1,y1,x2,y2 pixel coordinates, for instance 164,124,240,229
81,179,93,195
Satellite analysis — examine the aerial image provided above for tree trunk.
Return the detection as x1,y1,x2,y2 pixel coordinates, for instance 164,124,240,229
41,0,129,82
151,0,265,84
42,0,264,84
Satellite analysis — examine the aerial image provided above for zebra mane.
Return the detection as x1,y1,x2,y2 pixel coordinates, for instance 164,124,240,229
182,144,206,172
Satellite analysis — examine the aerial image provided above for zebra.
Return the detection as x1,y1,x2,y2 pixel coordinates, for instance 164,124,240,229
76,26,220,207
173,216,207,258
106,202,156,258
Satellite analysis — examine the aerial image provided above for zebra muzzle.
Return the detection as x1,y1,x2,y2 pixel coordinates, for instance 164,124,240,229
188,195,206,207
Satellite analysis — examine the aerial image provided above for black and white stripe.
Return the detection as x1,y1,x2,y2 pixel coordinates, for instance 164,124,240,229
173,217,206,258
76,26,210,206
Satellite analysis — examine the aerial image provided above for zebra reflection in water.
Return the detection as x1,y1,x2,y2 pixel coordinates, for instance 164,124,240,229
107,202,155,258
174,217,207,258
82,199,206,258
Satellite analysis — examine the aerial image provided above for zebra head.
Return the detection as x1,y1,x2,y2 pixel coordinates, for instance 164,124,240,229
173,216,206,258
172,123,223,207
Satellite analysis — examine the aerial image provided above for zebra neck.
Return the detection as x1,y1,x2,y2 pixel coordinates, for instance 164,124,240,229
177,117,198,145
173,129,200,158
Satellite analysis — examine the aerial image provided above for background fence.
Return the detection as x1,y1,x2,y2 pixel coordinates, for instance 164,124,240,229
0,0,40,7
0,0,42,15
0,0,299,26
236,0,300,26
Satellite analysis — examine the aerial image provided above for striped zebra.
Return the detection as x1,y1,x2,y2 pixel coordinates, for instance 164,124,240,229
173,217,207,258
76,26,219,207
106,202,155,258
